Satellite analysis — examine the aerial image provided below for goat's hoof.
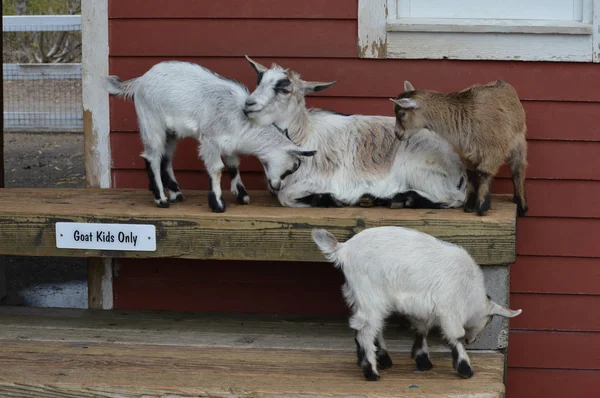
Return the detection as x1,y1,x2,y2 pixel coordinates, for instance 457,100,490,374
169,192,185,203
476,206,490,216
457,361,474,378
359,195,375,208
236,194,250,205
234,184,250,204
377,352,393,369
517,205,528,217
415,354,433,371
155,199,170,208
363,368,380,381
208,192,226,213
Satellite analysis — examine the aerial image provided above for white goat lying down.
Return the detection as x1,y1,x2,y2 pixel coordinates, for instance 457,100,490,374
242,56,467,209
104,61,316,211
312,226,522,381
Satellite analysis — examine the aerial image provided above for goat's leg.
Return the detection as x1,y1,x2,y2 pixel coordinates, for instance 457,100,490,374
463,169,480,213
295,193,343,208
353,319,383,381
475,168,497,216
410,319,434,371
440,317,473,378
199,142,226,212
508,136,528,217
223,155,250,205
161,135,184,203
451,341,473,379
143,152,169,208
375,332,393,369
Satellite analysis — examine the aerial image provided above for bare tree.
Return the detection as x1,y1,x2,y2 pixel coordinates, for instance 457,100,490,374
29,0,81,63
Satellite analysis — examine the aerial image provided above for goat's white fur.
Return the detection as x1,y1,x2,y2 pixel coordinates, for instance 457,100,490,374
243,56,466,208
312,226,521,380
104,61,316,210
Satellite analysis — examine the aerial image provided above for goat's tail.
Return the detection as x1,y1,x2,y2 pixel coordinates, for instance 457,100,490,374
311,229,343,268
103,75,137,101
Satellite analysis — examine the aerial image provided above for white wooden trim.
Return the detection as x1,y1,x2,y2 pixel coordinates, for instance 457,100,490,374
82,0,111,190
388,31,593,62
594,0,600,61
387,18,593,35
358,0,388,58
81,0,113,310
362,1,599,61
3,63,82,80
2,15,81,32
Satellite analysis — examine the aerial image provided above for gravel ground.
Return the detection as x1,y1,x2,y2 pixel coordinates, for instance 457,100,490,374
1,132,87,306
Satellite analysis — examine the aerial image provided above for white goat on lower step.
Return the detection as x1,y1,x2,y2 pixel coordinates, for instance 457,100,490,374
104,61,316,211
312,226,522,381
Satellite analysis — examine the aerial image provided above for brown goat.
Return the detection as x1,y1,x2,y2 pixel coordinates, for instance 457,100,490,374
390,80,528,217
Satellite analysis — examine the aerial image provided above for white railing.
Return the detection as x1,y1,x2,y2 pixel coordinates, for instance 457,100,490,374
3,63,82,80
2,15,81,32
3,15,82,132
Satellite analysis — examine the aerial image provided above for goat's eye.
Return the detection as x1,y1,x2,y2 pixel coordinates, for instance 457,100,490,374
275,88,290,95
397,111,406,118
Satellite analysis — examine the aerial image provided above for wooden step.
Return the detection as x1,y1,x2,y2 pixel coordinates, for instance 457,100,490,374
0,188,516,264
0,307,506,398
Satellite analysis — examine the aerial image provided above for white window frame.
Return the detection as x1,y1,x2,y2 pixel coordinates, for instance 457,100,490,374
358,0,599,62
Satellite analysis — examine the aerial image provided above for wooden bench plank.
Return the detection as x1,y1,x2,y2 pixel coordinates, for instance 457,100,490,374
0,307,506,398
0,188,516,264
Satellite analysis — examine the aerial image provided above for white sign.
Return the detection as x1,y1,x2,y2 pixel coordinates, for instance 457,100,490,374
56,222,156,251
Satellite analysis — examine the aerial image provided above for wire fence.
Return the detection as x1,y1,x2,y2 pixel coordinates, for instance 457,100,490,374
3,15,82,132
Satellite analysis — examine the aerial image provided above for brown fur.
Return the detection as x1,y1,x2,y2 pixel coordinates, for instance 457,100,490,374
392,80,528,216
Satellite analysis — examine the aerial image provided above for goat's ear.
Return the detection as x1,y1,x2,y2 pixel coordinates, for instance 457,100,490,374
289,148,317,157
390,98,419,109
245,55,268,74
301,80,336,94
404,80,415,91
487,300,522,318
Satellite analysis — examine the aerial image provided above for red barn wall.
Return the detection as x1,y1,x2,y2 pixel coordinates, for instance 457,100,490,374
107,1,600,396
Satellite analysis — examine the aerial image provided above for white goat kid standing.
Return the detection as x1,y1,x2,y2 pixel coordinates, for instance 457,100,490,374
242,56,466,209
104,61,316,211
312,227,522,381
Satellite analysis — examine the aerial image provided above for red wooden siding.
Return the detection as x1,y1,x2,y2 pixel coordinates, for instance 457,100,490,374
107,1,600,396
507,369,600,398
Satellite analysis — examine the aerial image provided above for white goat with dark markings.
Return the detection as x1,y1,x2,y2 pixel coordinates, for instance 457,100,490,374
312,226,522,381
242,56,466,209
104,61,316,211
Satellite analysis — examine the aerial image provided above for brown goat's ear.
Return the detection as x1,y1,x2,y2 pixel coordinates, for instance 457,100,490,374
390,98,419,109
404,80,415,92
301,80,336,94
245,55,268,74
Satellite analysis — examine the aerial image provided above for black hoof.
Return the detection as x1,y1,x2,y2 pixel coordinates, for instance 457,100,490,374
414,354,433,371
156,200,170,208
362,367,380,381
170,192,185,203
208,192,226,213
517,204,528,217
377,352,393,369
235,184,250,205
359,194,375,208
457,360,474,378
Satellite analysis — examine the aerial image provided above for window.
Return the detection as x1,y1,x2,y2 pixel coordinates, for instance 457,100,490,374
358,0,599,62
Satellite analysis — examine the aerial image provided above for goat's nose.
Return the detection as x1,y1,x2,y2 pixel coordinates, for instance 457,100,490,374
244,99,257,108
